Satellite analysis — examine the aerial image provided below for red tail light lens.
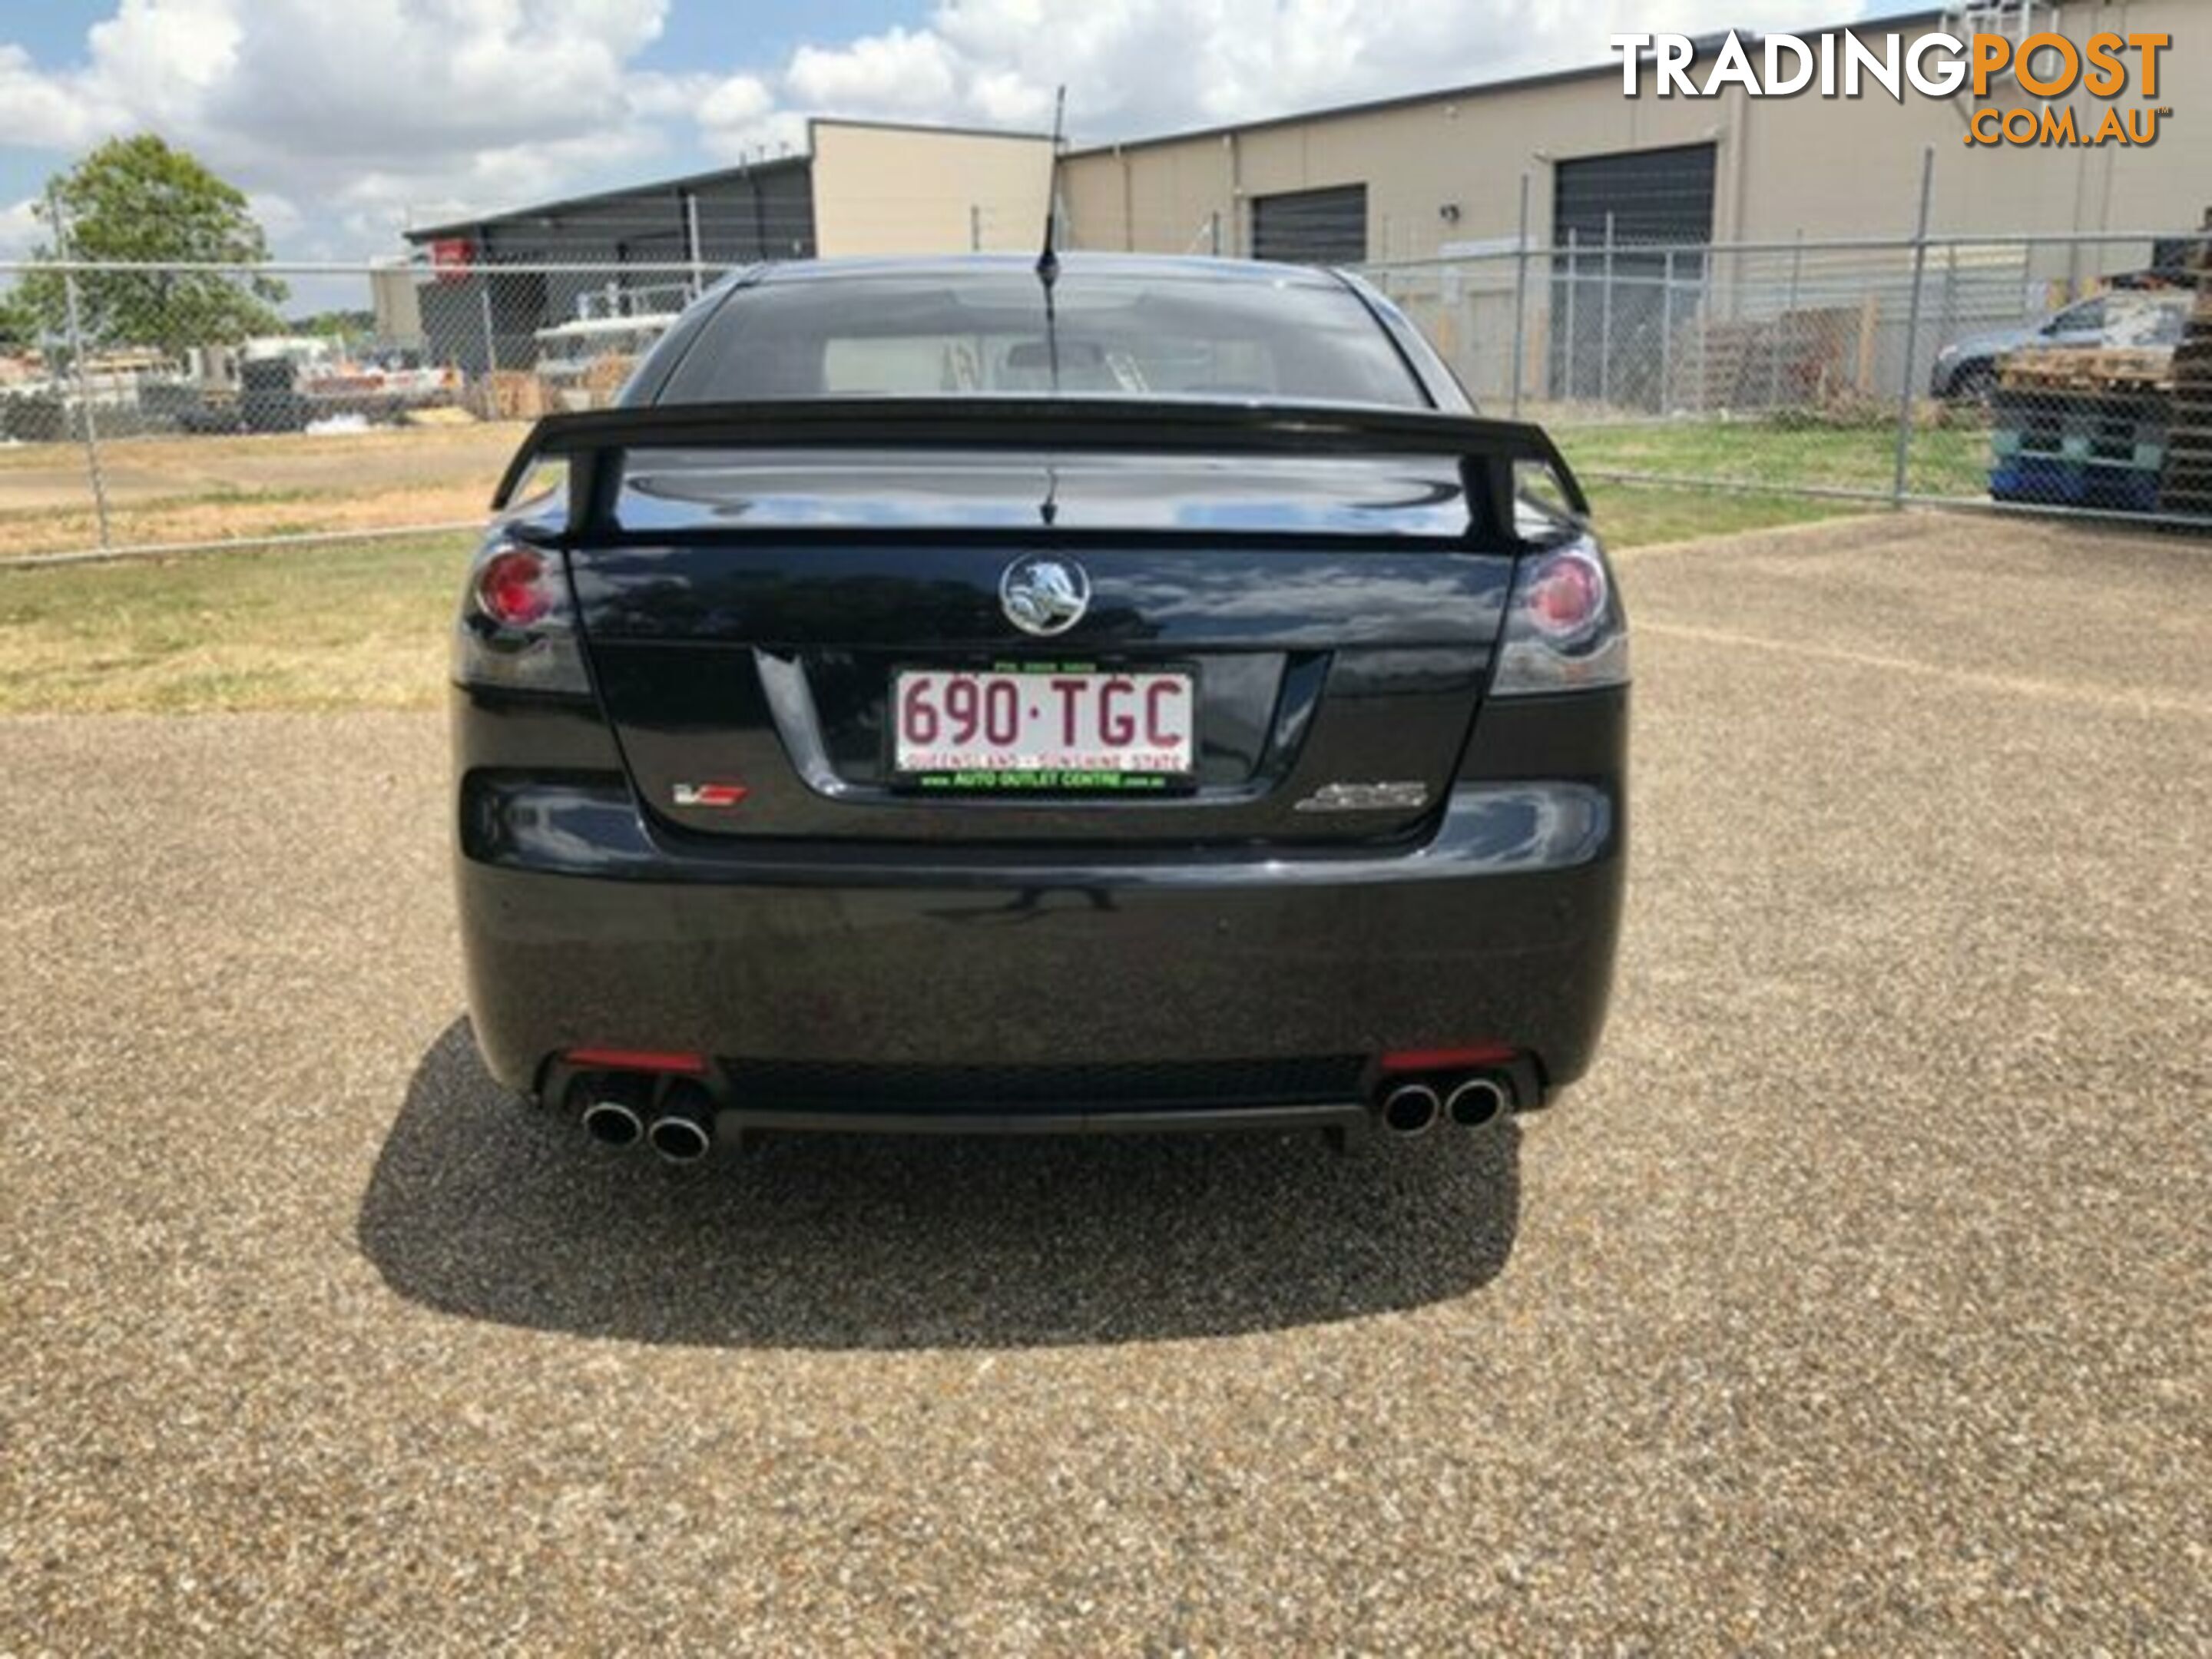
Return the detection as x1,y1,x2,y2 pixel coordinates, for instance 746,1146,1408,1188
564,1048,709,1075
1522,546,1607,643
475,546,555,629
454,536,588,694
1491,534,1629,696
1380,1044,1517,1075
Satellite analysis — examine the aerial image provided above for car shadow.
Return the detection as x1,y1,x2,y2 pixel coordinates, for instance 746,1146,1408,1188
356,1019,1522,1351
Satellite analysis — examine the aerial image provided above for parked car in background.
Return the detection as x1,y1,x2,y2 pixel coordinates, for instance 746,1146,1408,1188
453,254,1629,1162
1931,290,2192,401
532,313,677,410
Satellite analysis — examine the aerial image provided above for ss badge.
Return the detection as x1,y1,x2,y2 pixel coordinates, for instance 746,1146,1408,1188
672,782,749,809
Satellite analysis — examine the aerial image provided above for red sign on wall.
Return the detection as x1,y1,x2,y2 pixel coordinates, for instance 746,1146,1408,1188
430,238,475,283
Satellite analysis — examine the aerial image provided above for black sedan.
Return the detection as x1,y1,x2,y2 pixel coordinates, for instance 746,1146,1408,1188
454,254,1627,1160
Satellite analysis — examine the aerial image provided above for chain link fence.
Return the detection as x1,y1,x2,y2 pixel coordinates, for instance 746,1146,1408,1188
0,256,719,564
1365,224,2211,531
3,227,2209,565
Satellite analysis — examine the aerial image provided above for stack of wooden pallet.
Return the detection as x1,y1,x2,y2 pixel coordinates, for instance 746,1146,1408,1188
1989,349,2171,513
1999,346,2173,395
2159,238,2212,520
1683,306,1866,410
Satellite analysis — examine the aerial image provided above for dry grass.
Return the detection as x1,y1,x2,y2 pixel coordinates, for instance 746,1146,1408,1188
0,533,467,714
0,422,525,556
0,484,495,558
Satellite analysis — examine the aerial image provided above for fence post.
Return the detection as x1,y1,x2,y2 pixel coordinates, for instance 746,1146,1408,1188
479,283,499,381
1892,145,1936,507
1598,212,1615,409
52,230,113,551
686,191,706,300
1767,230,1803,410
1563,227,1579,402
1509,173,1530,418
1939,243,1959,354
1660,248,1674,415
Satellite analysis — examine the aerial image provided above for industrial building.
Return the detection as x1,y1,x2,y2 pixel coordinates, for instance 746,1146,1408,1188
386,2,2201,383
1058,1,2203,267
394,118,1053,369
1054,1,2201,409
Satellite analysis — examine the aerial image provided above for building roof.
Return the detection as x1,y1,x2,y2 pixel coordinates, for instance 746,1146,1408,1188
1065,6,1945,158
403,9,1952,240
405,117,1054,244
406,153,810,243
747,251,1343,286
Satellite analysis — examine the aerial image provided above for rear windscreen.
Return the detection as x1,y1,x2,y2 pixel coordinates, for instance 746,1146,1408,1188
653,269,1429,409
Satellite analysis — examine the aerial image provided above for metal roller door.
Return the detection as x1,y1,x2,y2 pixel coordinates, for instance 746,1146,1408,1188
1550,143,1716,407
1250,184,1369,267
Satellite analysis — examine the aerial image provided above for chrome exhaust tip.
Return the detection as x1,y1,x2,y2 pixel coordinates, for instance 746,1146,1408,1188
579,1097,645,1148
570,1073,651,1148
646,1083,716,1164
647,1114,712,1164
1378,1081,1442,1137
1445,1075,1511,1129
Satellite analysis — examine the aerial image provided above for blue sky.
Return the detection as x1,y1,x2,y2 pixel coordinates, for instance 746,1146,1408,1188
0,0,918,235
0,0,910,73
0,0,1875,263
644,1,919,72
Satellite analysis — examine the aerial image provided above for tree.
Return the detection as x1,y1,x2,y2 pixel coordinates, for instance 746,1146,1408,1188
0,287,36,349
291,308,376,341
19,136,287,359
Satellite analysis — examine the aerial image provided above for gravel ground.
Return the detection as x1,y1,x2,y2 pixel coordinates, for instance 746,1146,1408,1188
2,513,2207,1654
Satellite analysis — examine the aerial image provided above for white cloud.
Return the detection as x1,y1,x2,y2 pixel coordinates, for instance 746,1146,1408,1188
0,42,118,151
1,0,684,256
800,0,1881,141
0,196,43,260
0,0,1879,258
200,0,664,160
787,27,962,115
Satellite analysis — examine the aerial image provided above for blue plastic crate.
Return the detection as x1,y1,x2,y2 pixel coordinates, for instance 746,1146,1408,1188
1990,458,2161,512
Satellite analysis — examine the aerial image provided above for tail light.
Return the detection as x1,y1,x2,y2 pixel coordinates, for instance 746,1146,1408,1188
452,537,589,695
1379,1044,1517,1075
1522,548,1607,643
564,1048,709,1075
1490,535,1629,696
475,546,557,628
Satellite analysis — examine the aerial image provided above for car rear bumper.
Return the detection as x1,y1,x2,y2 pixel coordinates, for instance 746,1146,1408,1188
456,773,1626,1116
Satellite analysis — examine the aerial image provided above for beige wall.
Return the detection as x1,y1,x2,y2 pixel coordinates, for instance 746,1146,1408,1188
810,121,1055,257
1064,0,2206,262
369,261,423,347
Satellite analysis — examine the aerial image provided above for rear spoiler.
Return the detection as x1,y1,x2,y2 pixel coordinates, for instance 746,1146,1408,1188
491,396,1589,536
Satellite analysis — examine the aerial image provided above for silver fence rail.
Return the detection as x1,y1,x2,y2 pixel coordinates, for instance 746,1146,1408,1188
0,257,714,565
1363,222,2211,533
2,228,2208,565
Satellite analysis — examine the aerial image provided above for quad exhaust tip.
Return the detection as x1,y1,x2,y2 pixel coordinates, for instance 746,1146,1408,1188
570,1072,655,1150
646,1081,717,1165
1379,1081,1442,1137
579,1096,645,1147
647,1113,712,1164
1445,1075,1511,1130
567,1071,716,1161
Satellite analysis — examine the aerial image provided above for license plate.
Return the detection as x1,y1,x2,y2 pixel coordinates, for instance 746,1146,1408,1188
893,664,1196,790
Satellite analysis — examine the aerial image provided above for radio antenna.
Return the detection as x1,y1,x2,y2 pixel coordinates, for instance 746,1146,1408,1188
1037,84,1065,288
1037,84,1066,393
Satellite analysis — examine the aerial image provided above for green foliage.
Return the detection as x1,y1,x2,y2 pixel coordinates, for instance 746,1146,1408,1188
291,309,376,339
18,136,289,357
0,286,36,348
